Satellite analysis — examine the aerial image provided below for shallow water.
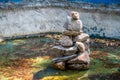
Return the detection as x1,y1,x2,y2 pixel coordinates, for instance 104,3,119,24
0,37,120,80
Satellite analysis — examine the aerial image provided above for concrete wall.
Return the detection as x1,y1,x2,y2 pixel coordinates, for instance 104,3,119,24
0,8,120,39
0,8,67,37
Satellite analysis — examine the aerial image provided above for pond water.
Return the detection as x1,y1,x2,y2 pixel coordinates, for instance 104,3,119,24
0,36,120,80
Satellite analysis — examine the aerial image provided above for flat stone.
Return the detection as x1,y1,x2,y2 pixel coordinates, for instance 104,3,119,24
67,51,90,64
52,45,78,56
75,33,89,42
63,30,80,36
52,54,78,63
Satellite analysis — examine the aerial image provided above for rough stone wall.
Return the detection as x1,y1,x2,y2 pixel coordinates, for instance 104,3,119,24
80,11,120,39
0,8,120,39
0,8,67,37
0,0,120,39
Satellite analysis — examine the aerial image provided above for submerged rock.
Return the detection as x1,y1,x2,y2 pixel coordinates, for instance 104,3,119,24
52,61,66,70
67,63,89,70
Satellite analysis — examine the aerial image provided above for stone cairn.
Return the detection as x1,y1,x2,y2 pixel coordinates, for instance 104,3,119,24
51,11,90,70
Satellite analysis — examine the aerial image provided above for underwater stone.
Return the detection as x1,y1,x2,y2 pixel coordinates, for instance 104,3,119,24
67,63,89,70
52,61,66,70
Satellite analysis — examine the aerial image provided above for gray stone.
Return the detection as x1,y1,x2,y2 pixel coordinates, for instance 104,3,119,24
52,45,78,56
75,33,89,42
67,63,89,70
60,36,73,47
64,14,83,32
66,51,90,69
51,11,91,70
75,42,86,52
67,51,90,64
52,54,78,63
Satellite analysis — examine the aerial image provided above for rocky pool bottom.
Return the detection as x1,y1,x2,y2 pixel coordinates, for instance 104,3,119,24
0,34,120,80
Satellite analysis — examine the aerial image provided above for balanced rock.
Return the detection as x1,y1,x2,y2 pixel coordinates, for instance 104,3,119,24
61,36,73,47
75,33,89,42
67,51,90,64
67,51,90,70
63,30,81,36
75,42,85,52
50,11,90,70
52,54,78,70
51,45,78,56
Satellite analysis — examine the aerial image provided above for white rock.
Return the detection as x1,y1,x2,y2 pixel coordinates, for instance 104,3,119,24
76,42,85,52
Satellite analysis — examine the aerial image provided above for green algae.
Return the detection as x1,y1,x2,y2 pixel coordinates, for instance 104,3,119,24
0,37,120,80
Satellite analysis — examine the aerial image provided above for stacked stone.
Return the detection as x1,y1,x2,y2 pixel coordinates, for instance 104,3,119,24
51,32,90,70
51,11,90,70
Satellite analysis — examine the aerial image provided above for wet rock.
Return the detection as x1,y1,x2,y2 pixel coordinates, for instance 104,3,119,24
52,61,66,70
67,63,89,70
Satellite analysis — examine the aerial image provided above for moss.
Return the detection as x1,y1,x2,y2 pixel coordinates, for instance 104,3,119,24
32,57,52,70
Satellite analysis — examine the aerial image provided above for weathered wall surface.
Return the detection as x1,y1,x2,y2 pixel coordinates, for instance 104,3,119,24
0,8,67,37
78,10,120,39
0,8,120,39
